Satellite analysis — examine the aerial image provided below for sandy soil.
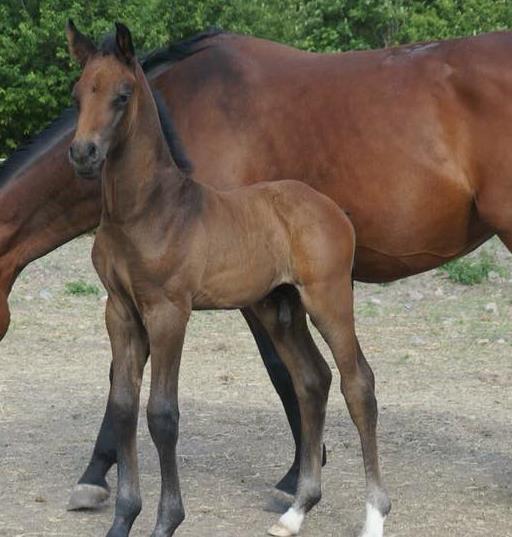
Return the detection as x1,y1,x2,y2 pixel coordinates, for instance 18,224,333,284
1,235,511,537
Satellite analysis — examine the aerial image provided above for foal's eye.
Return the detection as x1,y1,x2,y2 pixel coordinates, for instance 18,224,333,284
114,93,130,107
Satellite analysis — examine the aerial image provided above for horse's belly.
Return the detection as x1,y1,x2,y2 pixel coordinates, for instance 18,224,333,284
351,212,493,283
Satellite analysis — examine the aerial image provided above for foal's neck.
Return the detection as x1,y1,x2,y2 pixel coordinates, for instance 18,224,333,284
102,65,194,223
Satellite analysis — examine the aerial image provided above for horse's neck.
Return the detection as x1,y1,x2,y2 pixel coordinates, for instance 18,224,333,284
0,141,100,293
101,79,198,227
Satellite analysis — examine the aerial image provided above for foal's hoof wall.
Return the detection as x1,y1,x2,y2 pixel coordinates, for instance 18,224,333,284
67,484,110,511
268,522,297,537
268,509,304,537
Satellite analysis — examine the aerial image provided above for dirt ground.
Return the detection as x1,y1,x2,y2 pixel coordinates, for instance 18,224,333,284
1,235,511,537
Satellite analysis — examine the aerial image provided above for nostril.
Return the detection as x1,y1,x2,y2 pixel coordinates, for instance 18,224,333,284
68,144,76,161
88,143,98,159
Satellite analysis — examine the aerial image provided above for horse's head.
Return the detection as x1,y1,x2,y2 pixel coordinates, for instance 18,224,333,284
66,20,137,179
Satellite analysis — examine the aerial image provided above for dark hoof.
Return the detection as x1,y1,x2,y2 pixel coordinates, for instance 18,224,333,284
274,444,327,498
67,483,110,511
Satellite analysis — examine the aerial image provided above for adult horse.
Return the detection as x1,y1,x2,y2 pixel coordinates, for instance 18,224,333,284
0,27,510,520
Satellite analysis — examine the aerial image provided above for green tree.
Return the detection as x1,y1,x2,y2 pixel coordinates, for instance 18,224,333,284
1,0,512,156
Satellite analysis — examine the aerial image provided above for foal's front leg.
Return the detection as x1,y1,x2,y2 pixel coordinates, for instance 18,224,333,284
145,301,190,537
105,298,149,537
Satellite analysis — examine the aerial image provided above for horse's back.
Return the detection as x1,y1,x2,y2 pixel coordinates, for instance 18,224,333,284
161,31,512,282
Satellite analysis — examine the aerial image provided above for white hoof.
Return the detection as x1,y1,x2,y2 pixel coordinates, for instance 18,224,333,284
268,522,295,537
268,508,304,536
359,502,385,537
67,484,110,511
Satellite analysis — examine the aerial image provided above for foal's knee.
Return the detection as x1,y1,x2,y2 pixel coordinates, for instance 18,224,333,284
147,397,179,446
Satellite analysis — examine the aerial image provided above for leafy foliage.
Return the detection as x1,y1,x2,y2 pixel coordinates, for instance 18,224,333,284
440,253,506,285
65,279,100,296
1,0,512,155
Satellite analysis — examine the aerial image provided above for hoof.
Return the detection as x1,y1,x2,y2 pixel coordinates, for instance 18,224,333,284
67,483,110,511
268,508,304,537
268,522,296,537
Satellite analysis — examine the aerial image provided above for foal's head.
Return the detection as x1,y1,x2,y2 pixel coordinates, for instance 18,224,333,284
66,21,138,179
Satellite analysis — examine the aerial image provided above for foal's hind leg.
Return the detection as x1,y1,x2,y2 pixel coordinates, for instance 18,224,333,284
300,276,390,537
242,309,327,498
250,287,332,536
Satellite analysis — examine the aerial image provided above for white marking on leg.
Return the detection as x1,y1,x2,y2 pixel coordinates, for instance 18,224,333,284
360,502,385,537
268,507,305,537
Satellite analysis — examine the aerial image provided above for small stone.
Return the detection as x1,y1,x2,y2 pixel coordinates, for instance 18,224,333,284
39,289,52,301
370,297,382,305
484,302,498,315
101,295,108,302
488,271,500,282
34,495,46,503
25,294,34,301
408,290,424,301
497,338,506,344
477,338,490,345
434,287,444,297
411,336,426,346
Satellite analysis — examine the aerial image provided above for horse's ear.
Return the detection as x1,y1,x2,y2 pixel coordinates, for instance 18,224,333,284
66,19,97,67
115,22,135,65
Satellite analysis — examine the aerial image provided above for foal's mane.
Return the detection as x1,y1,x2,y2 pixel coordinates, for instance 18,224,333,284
0,29,224,186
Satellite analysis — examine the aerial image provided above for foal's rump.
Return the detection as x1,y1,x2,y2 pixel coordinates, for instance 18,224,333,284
261,180,356,286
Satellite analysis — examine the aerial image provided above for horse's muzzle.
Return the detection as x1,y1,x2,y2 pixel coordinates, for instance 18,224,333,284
69,140,103,179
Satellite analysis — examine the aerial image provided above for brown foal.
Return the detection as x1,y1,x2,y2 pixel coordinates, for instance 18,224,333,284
66,22,388,537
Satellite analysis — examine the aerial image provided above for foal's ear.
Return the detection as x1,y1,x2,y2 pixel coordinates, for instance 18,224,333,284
115,22,135,66
66,19,97,67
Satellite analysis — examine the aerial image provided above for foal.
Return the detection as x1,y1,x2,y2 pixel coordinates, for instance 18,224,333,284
66,21,389,537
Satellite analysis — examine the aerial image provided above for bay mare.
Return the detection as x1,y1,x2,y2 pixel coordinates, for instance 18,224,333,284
1,26,511,523
66,21,388,537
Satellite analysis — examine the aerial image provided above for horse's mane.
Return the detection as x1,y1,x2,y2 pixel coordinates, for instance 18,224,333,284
0,29,224,186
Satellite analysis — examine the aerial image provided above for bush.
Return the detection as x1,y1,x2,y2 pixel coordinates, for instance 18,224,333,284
1,0,512,156
65,279,100,296
440,253,506,285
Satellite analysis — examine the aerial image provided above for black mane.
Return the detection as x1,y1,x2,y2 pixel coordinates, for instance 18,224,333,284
0,29,224,186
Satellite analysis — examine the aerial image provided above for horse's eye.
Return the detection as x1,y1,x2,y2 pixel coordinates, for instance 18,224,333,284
115,93,130,107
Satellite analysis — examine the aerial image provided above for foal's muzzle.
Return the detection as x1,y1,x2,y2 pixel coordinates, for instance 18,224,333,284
69,140,103,179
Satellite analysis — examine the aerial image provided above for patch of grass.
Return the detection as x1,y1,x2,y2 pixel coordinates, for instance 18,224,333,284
440,252,506,285
65,280,100,296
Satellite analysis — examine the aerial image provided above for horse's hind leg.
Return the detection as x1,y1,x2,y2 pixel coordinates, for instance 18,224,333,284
242,309,327,498
68,366,116,510
249,286,332,537
300,276,390,537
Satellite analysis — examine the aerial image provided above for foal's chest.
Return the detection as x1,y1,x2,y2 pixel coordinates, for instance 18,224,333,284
92,225,170,303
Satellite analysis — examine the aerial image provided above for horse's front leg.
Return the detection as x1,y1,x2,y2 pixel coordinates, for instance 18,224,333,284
105,298,149,537
68,362,117,510
145,300,190,537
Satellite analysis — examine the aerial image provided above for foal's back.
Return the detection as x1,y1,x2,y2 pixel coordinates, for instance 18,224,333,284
193,180,355,310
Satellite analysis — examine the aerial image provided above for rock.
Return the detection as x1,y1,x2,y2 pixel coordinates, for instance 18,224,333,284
408,290,424,301
488,270,500,282
39,289,52,301
484,302,498,315
370,297,382,305
411,336,426,346
497,338,506,344
477,338,490,345
434,287,444,297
